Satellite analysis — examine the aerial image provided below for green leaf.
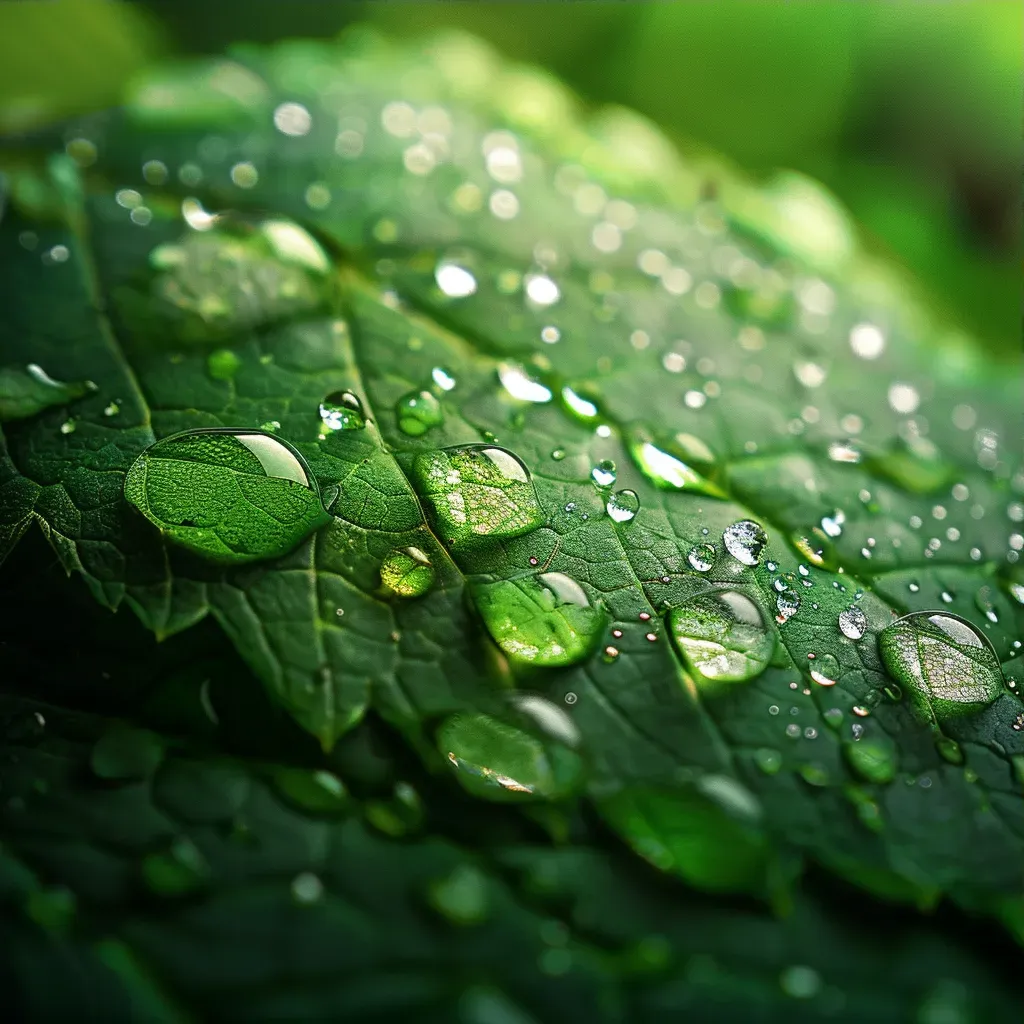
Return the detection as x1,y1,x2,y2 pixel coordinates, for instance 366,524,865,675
1,27,1021,945
0,362,96,422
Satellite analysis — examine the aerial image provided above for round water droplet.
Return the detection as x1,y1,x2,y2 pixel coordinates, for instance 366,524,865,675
206,348,241,381
470,572,607,668
319,390,365,431
754,747,782,775
606,488,640,524
722,519,767,566
550,448,566,461
687,543,716,572
380,547,435,598
775,587,800,623
838,606,867,640
843,737,897,784
935,735,964,765
438,712,583,800
591,459,617,487
395,389,442,436
822,707,843,730
668,589,774,684
124,429,330,564
809,652,840,687
426,863,489,926
878,611,1005,718
411,444,544,544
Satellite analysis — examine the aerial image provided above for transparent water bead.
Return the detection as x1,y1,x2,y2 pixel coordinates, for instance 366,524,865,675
606,488,640,524
722,519,768,566
411,444,544,544
123,429,329,564
470,572,607,668
878,611,1006,717
319,390,365,431
838,606,868,640
668,589,775,684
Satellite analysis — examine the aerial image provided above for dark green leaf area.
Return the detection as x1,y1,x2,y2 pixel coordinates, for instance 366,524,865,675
1,693,1021,1024
123,429,330,565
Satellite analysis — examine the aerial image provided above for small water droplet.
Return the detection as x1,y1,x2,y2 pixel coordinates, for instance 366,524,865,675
935,735,964,765
395,389,443,436
550,448,566,461
606,489,640,524
687,543,716,572
319,390,365,431
591,459,617,487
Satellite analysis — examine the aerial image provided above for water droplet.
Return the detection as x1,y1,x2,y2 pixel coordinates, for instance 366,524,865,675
602,645,620,662
754,747,782,775
606,489,640,524
843,737,897,784
470,572,606,668
687,543,716,572
560,385,599,421
426,863,489,925
823,707,843,729
722,520,767,566
935,736,964,765
838,606,867,640
775,586,801,623
435,260,477,298
124,429,330,564
290,871,324,905
412,444,543,544
395,389,443,436
270,767,348,814
809,652,840,687
591,459,617,487
431,366,457,391
973,586,999,624
550,448,566,461
380,547,436,598
319,390,365,431
206,348,241,381
59,418,76,435
629,439,724,497
438,712,582,800
498,363,552,403
668,589,774,684
879,612,1005,717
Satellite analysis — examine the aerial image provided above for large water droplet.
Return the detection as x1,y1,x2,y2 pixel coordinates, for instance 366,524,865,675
838,606,867,640
395,389,443,436
606,488,640,523
470,572,607,668
380,547,435,598
878,612,1006,717
437,712,583,800
722,520,768,566
668,589,775,684
411,444,544,544
319,390,365,431
124,429,330,564
136,218,331,343
687,543,716,572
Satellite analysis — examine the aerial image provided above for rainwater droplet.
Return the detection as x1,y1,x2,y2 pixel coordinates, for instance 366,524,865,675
838,606,867,640
687,543,716,572
470,572,606,668
878,611,1005,717
319,390,365,431
668,589,774,684
412,444,543,544
395,389,443,436
722,519,767,566
591,459,616,487
606,489,640,524
123,429,330,564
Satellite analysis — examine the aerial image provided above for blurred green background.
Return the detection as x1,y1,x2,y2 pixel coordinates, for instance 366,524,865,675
1,0,1019,354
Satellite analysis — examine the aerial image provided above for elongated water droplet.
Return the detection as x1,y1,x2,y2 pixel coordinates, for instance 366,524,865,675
722,519,767,566
437,712,582,800
411,444,543,544
606,488,640,523
270,767,348,814
668,589,774,683
838,606,867,640
775,584,800,623
395,389,443,436
124,429,330,564
591,459,616,487
809,652,840,687
470,572,607,668
0,363,95,422
629,439,724,497
137,218,331,343
319,390,365,431
380,547,435,598
878,611,1005,717
935,735,964,765
843,736,897,784
754,747,782,775
687,543,716,572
